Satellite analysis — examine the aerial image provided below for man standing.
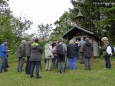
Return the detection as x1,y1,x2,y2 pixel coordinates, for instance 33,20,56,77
57,38,67,74
0,40,8,72
17,40,26,72
78,37,85,64
30,38,43,79
25,38,35,74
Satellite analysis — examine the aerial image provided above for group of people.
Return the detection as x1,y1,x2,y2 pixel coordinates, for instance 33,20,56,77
44,37,94,72
17,38,43,79
16,37,89,79
0,36,114,79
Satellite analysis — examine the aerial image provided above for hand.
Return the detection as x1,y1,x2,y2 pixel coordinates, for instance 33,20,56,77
98,46,101,49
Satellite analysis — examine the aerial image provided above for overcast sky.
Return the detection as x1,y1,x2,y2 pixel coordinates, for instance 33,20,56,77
8,0,73,34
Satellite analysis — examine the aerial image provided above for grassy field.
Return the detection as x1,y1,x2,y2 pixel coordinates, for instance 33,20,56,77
0,57,115,86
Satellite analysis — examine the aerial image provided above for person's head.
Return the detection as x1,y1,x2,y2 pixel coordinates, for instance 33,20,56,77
4,39,8,45
34,38,39,43
75,40,79,44
69,39,75,44
53,40,57,43
85,37,90,43
21,40,26,44
101,37,108,41
101,37,108,44
4,42,8,47
48,41,52,44
81,37,84,40
58,38,64,43
30,37,35,42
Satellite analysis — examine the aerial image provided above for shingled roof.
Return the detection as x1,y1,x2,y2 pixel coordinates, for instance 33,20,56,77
62,26,100,40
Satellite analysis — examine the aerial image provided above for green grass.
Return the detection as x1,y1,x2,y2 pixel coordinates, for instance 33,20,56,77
0,57,115,86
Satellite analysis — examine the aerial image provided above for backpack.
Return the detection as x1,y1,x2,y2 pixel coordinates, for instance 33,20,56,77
57,44,65,55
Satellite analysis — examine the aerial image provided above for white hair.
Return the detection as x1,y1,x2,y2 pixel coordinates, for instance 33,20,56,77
21,40,26,44
101,37,108,41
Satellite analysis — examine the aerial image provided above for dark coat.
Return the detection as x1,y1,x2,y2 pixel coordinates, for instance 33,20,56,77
30,42,43,61
83,43,93,58
26,41,33,57
17,44,26,58
67,44,79,58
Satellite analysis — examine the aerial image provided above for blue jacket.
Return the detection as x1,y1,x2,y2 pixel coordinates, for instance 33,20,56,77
0,43,7,57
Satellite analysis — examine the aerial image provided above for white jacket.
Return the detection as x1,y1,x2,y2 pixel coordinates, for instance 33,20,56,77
106,46,112,55
44,43,53,59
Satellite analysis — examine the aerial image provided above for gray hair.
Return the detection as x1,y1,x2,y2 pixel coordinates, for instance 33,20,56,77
85,38,90,43
69,39,75,44
21,40,26,44
81,37,84,40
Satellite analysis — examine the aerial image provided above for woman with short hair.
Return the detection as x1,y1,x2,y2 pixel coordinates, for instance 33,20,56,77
44,41,54,71
83,38,93,70
17,40,26,72
67,39,79,70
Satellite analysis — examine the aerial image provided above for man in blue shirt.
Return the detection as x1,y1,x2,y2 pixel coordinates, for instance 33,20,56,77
0,42,7,72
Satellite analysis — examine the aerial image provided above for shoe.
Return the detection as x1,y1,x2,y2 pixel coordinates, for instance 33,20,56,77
36,76,41,79
45,69,48,71
58,70,62,74
62,72,65,74
89,69,91,70
4,69,8,72
30,75,34,78
104,68,111,70
85,68,88,70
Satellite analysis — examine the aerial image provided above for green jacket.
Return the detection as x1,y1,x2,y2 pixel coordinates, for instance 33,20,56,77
29,42,43,61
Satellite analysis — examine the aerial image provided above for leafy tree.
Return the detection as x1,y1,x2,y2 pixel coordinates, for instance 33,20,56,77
50,0,114,45
0,0,33,52
50,12,74,40
37,23,52,41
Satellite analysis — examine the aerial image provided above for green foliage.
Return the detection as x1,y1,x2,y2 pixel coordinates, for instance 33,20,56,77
50,0,114,45
37,23,52,41
0,1,33,52
50,12,73,40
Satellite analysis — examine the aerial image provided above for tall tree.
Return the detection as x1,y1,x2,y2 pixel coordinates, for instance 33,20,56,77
50,0,115,44
37,23,52,41
0,0,33,51
50,12,74,40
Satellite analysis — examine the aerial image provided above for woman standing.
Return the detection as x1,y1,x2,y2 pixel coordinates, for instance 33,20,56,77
44,41,53,71
101,37,112,69
83,38,93,70
67,39,79,70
